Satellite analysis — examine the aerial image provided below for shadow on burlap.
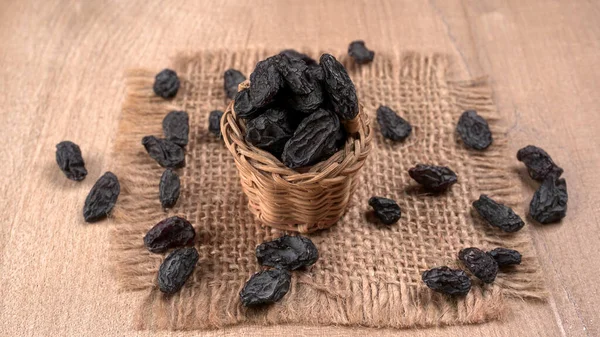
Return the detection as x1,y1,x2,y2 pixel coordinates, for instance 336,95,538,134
110,50,546,330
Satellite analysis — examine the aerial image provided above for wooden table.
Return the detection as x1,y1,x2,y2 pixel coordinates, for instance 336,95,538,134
1,0,598,335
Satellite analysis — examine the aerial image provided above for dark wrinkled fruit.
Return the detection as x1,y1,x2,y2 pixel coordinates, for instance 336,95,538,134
368,196,401,225
162,111,189,147
408,164,458,192
240,269,291,307
233,88,260,119
83,172,120,222
158,247,199,294
320,54,359,120
456,110,493,150
55,141,87,181
422,266,471,296
488,248,522,267
159,169,180,209
144,216,195,253
256,235,319,270
458,247,498,283
224,69,246,99
249,55,283,108
245,107,294,157
275,53,314,95
530,176,568,224
279,49,317,66
376,105,412,141
287,67,325,114
208,110,224,137
282,109,340,168
348,40,375,64
517,145,563,181
153,69,180,99
142,136,185,168
472,195,524,232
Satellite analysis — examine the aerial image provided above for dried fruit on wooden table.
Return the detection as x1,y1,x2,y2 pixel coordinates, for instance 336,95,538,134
517,145,563,181
142,136,185,168
162,111,189,147
472,195,524,232
348,40,375,64
144,216,196,253
275,53,314,95
376,105,412,141
208,110,224,137
158,247,199,294
55,141,87,181
249,55,283,108
256,235,319,270
368,196,401,225
245,107,295,157
224,69,246,99
233,88,261,119
239,269,291,307
281,108,341,168
488,248,522,267
421,266,471,296
458,247,498,283
279,49,318,66
153,69,180,99
408,164,458,192
456,110,493,150
159,169,180,209
320,53,359,120
83,172,120,223
530,176,568,224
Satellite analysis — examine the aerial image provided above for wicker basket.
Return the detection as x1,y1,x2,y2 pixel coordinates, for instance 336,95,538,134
222,84,372,233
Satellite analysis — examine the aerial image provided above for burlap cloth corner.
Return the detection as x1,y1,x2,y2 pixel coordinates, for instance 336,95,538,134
110,49,546,330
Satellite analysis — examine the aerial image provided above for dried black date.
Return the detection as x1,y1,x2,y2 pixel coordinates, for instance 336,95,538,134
320,53,359,120
376,105,412,141
275,53,314,95
530,176,568,224
83,172,120,222
245,107,294,157
517,145,563,181
159,169,180,209
256,235,319,270
458,247,498,283
142,136,185,168
456,110,492,150
282,109,340,168
239,269,291,307
224,69,246,99
158,247,199,294
488,248,522,267
408,164,458,192
472,195,524,232
348,40,375,64
249,55,283,108
153,69,180,99
421,266,471,296
144,216,195,253
233,88,261,119
208,110,224,137
56,141,87,181
368,196,401,225
279,49,317,66
162,111,189,147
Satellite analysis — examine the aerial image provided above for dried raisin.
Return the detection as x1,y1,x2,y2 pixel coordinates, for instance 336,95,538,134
456,110,492,150
320,53,359,120
421,266,471,296
159,169,180,209
517,145,563,181
233,88,260,119
144,216,196,253
162,111,189,147
153,69,180,99
488,248,522,267
368,196,401,225
208,110,224,137
256,235,319,270
249,55,283,108
275,53,314,95
239,269,291,307
458,247,498,283
158,247,199,294
83,172,120,222
142,136,185,168
408,164,457,192
55,141,87,181
224,69,246,99
472,195,524,232
279,49,318,66
376,105,412,141
348,40,375,64
530,176,568,224
245,107,294,157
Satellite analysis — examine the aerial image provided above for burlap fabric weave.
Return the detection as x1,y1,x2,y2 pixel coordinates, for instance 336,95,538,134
111,50,546,330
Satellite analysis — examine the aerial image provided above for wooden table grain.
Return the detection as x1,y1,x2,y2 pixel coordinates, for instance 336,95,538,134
1,0,598,336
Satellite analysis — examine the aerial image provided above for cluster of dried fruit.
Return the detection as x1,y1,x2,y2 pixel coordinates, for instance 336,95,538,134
240,235,318,306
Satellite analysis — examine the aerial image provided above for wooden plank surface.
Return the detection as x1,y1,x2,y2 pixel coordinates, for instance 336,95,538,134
0,0,598,336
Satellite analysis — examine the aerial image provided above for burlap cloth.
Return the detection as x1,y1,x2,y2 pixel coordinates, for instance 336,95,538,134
111,50,546,331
